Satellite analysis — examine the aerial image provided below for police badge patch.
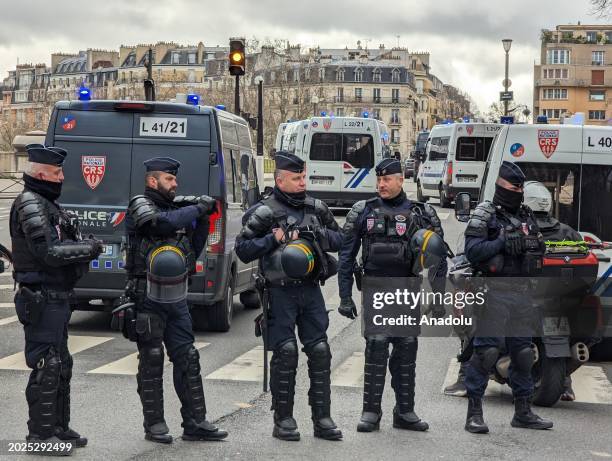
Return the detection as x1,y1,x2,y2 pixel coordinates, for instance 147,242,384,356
521,223,529,235
367,218,375,231
396,222,407,236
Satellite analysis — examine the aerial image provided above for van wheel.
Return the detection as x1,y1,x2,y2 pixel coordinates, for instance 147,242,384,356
206,274,234,332
439,186,451,208
240,290,261,310
532,355,566,407
416,182,428,203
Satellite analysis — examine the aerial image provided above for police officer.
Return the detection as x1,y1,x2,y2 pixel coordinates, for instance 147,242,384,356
338,158,447,433
235,151,343,442
125,157,227,444
463,161,553,434
11,144,103,450
524,180,581,402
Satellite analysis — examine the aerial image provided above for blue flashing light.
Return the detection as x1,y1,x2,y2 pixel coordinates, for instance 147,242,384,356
215,104,226,111
462,116,470,123
362,111,369,118
536,115,548,124
320,111,327,117
500,116,515,125
186,93,200,105
78,86,91,101
443,118,453,125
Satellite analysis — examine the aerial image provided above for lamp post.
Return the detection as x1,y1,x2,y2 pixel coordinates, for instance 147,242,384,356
502,38,513,116
254,75,264,157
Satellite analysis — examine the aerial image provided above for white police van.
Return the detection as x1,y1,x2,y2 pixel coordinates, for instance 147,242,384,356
416,122,501,207
274,116,391,207
477,123,612,358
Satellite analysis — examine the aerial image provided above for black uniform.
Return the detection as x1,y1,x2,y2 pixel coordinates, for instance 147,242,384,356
124,157,226,444
338,158,447,432
235,152,343,442
11,145,102,447
462,161,553,434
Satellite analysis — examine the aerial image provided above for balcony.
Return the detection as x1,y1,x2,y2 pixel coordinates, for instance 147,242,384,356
329,96,413,105
389,118,401,125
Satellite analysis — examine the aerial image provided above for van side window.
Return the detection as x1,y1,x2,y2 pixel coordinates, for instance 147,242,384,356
310,133,342,161
231,150,242,205
223,147,236,203
220,118,239,145
343,134,374,168
237,123,251,150
456,137,494,162
429,136,450,161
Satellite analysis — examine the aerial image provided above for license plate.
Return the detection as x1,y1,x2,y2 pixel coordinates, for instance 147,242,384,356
140,117,187,137
312,179,333,185
542,316,570,336
457,176,477,183
103,245,113,257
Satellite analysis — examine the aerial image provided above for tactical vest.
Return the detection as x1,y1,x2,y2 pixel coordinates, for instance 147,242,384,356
126,198,196,279
260,195,324,282
362,197,419,277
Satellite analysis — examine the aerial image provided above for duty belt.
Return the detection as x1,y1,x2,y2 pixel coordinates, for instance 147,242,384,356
267,279,317,288
18,284,73,300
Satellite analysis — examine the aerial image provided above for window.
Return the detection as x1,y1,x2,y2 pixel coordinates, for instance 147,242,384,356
220,118,239,145
546,49,570,64
456,137,494,162
355,68,363,82
335,68,344,81
188,53,196,64
355,88,362,102
391,129,400,144
319,68,325,81
223,148,236,203
587,31,598,43
293,70,300,82
305,67,311,80
392,68,400,83
592,69,605,85
542,68,569,79
231,150,242,204
542,108,567,119
336,107,345,116
172,52,180,64
373,68,382,82
590,90,606,101
428,136,450,161
416,80,424,94
542,88,568,99
391,109,400,124
372,109,381,120
310,133,374,168
593,51,605,66
373,88,381,103
236,123,252,150
580,164,612,241
336,87,344,102
607,32,612,43
589,110,606,120
392,88,400,103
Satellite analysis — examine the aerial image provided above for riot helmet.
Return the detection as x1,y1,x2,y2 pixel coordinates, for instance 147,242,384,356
262,238,317,282
523,181,552,214
411,229,448,274
146,245,188,303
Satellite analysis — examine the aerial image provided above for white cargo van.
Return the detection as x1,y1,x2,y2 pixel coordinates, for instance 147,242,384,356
273,116,391,207
416,123,501,207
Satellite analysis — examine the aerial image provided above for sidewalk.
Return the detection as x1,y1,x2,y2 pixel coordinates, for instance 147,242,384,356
0,177,23,200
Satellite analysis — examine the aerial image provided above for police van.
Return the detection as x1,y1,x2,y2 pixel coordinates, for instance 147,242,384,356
475,123,612,358
45,100,263,332
274,116,392,207
416,123,501,207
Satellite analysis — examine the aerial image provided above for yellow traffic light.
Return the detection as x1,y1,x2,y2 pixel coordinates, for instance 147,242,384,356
232,52,243,63
229,38,246,76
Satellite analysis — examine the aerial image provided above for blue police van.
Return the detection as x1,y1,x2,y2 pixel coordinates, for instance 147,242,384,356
45,100,262,332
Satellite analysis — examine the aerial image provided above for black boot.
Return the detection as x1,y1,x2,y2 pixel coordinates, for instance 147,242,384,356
389,338,428,432
26,349,73,456
306,341,342,441
137,344,172,444
176,347,228,441
357,337,388,432
511,397,553,430
270,341,300,441
465,397,489,434
444,361,468,397
56,352,87,448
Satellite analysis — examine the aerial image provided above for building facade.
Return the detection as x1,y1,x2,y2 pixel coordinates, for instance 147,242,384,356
535,24,612,124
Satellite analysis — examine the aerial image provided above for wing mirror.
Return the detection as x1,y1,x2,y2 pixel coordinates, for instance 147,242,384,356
455,192,472,222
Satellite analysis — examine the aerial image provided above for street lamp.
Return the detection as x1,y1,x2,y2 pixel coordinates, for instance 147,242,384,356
502,38,513,116
254,75,264,157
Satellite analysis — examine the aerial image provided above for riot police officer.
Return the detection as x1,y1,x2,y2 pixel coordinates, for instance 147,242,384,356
11,144,103,450
463,161,553,434
235,151,343,442
124,157,227,444
337,158,447,433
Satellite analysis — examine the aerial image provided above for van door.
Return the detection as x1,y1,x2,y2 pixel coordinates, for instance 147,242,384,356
453,135,494,188
340,132,375,194
421,136,450,197
306,130,343,194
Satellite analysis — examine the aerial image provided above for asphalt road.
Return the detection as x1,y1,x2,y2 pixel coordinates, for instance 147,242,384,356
0,182,611,461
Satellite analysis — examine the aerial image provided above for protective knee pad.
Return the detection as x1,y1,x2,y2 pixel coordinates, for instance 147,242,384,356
305,340,331,368
475,346,500,371
390,337,418,363
29,348,61,438
513,347,535,372
139,345,165,379
270,340,298,416
275,340,299,370
365,336,390,360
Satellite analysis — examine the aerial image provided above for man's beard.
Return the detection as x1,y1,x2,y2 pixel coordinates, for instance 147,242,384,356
159,184,176,200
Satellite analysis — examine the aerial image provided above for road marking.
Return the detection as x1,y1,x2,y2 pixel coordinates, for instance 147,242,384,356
0,315,17,326
442,358,612,405
0,272,13,278
206,345,270,382
0,335,112,371
0,303,14,308
0,215,8,220
88,341,209,375
0,285,15,291
437,212,450,220
331,352,364,388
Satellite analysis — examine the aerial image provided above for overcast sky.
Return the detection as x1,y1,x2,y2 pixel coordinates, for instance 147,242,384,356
0,0,609,112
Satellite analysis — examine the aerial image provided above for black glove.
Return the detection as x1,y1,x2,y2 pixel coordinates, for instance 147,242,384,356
85,238,104,258
504,227,525,256
338,297,358,319
195,195,216,216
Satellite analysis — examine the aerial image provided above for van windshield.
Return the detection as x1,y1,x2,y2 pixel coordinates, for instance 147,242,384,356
310,133,374,168
516,161,612,241
428,136,449,161
416,132,429,151
456,137,493,162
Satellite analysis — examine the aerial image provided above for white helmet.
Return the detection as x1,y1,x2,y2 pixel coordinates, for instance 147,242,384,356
524,181,552,213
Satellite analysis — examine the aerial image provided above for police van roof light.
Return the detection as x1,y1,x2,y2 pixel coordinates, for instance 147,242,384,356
320,111,326,117
362,111,369,118
215,104,226,111
186,94,200,105
536,115,548,124
78,86,91,101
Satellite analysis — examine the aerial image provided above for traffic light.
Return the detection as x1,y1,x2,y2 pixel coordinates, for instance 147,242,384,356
229,38,246,76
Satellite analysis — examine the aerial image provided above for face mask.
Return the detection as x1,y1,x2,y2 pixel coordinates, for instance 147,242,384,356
274,187,305,207
23,173,62,201
493,184,523,213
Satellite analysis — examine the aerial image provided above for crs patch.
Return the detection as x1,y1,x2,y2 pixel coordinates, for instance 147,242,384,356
323,120,332,130
538,129,559,158
366,217,375,231
81,155,106,190
396,222,407,236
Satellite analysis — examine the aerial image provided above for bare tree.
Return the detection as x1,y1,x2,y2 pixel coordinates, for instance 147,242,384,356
590,0,612,17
